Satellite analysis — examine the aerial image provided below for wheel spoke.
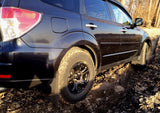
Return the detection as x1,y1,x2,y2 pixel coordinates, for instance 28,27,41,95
68,62,89,94
71,83,78,92
75,63,81,72
81,66,89,75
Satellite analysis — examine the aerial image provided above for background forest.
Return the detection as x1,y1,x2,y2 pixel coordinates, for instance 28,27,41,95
118,0,160,28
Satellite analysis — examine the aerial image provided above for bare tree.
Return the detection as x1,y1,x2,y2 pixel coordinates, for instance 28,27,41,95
155,1,160,27
147,0,152,27
118,0,160,28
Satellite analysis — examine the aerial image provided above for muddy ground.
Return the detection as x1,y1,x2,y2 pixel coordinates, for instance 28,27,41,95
0,28,160,113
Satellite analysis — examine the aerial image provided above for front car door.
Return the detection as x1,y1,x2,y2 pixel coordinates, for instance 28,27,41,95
107,1,142,61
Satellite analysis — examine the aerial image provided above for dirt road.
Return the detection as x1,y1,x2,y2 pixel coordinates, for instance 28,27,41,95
0,28,160,113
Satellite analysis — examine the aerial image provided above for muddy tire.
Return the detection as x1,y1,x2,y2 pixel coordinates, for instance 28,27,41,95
132,42,151,69
50,47,95,103
141,43,152,65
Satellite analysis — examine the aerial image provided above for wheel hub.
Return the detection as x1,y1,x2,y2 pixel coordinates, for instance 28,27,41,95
68,62,89,94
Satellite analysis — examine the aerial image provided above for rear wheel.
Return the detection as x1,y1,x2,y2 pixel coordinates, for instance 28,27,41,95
50,47,95,103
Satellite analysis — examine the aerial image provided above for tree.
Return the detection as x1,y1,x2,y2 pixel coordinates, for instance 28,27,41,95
118,0,160,28
154,1,160,27
147,0,152,27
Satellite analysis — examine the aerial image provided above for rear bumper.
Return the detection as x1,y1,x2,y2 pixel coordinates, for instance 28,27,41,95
0,39,63,87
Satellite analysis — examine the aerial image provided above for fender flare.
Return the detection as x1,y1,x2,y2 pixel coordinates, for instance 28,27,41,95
139,32,152,55
52,32,101,77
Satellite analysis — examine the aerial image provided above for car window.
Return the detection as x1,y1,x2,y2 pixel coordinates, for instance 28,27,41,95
84,0,111,21
108,2,132,25
41,0,79,13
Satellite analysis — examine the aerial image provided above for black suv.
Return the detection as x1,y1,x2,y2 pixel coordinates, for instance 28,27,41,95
0,0,152,103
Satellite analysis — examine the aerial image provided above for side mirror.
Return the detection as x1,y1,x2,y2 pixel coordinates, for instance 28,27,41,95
135,18,144,26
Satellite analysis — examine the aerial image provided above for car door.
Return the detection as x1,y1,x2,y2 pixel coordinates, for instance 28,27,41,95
82,0,124,66
107,1,142,61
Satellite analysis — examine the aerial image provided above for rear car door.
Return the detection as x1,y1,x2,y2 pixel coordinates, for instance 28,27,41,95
107,1,142,60
82,0,123,66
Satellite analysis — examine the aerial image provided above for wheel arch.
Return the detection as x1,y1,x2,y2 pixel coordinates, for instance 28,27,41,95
140,31,152,55
53,33,101,78
141,38,152,53
141,31,152,46
79,45,99,70
145,38,152,47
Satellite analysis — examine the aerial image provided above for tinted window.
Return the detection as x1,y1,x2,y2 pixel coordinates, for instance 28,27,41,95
41,0,79,13
109,3,132,25
84,0,111,20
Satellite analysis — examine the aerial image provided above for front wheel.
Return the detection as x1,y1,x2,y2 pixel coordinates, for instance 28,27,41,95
132,42,151,68
50,47,95,103
140,42,152,66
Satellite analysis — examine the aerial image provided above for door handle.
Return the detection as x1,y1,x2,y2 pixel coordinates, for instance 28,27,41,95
120,28,127,33
86,24,98,29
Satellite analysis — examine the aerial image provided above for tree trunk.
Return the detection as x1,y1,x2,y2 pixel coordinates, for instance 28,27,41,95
154,1,160,27
147,0,152,27
157,14,160,27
